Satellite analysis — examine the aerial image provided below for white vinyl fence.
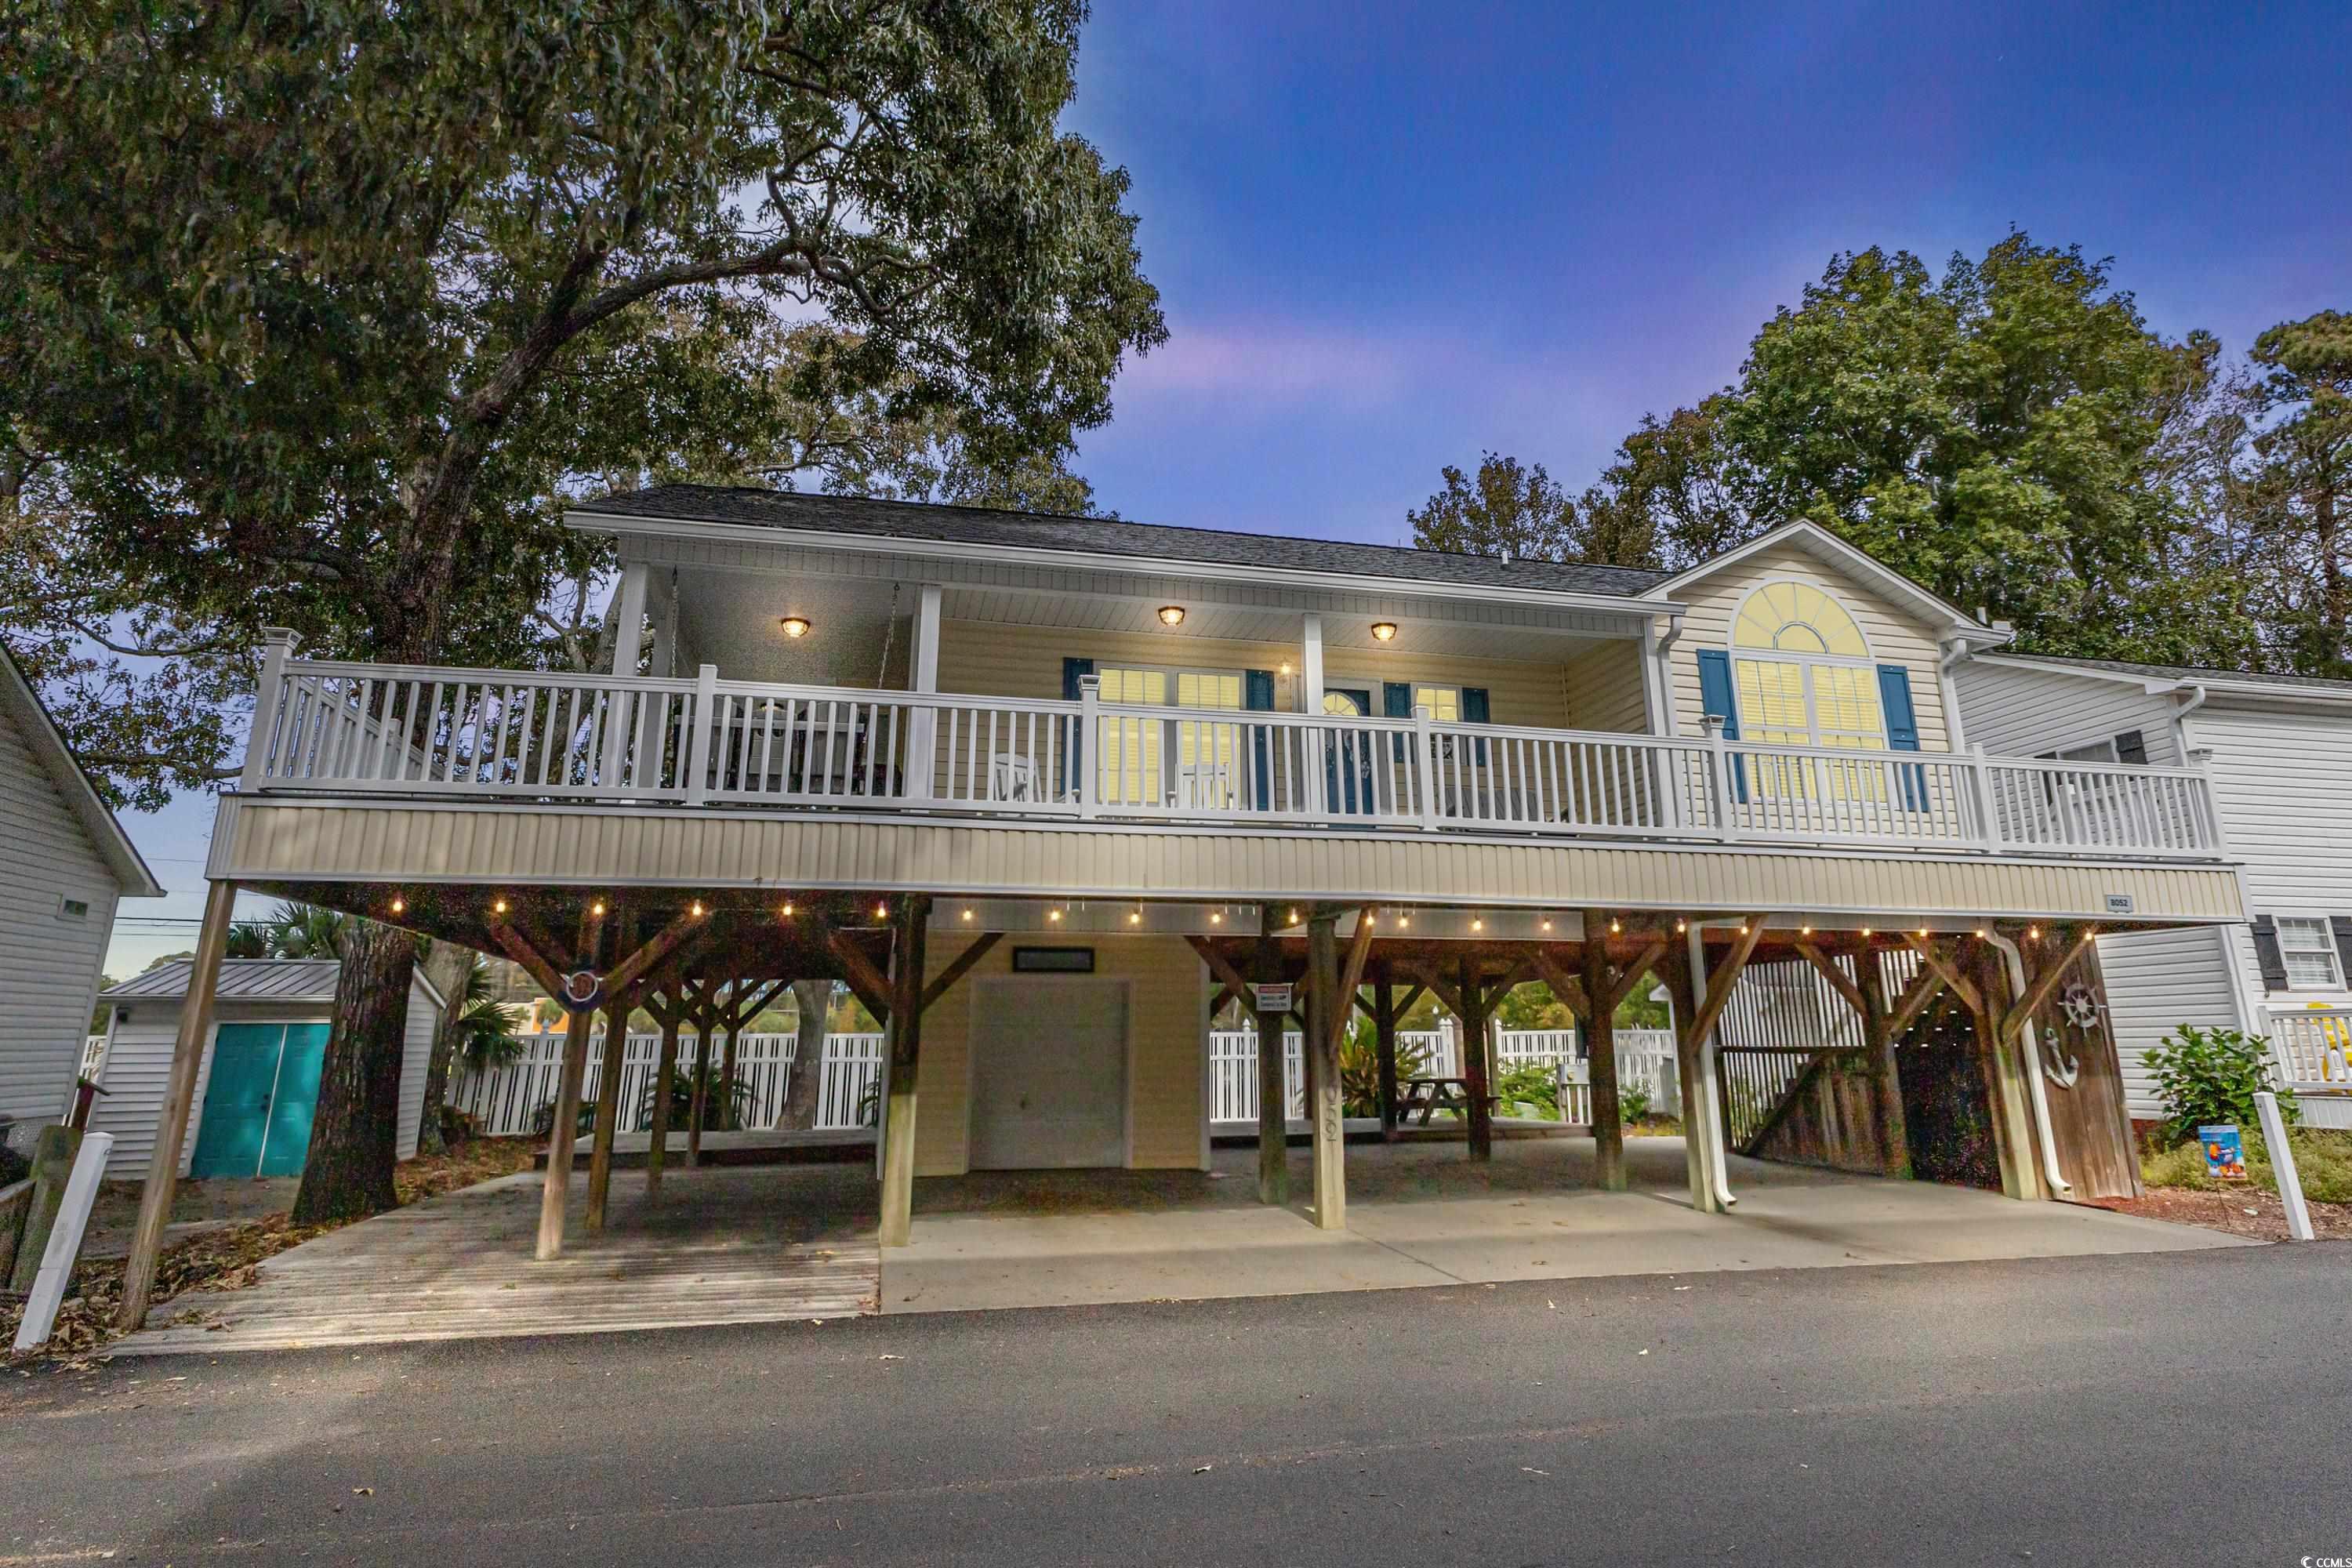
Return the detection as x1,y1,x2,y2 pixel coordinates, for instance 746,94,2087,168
1207,1025,1677,1125
448,1031,887,1136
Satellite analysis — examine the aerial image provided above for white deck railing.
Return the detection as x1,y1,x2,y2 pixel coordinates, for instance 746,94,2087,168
242,655,2227,860
2263,1007,2352,1131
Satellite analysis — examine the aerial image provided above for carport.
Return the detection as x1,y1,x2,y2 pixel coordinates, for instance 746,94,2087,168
114,1134,2239,1355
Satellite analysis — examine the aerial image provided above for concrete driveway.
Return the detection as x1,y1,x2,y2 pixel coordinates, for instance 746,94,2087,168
883,1136,2249,1313
111,1136,2245,1353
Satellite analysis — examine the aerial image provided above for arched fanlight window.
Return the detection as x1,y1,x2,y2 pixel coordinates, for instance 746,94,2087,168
1733,582,1871,658
1727,582,1886,750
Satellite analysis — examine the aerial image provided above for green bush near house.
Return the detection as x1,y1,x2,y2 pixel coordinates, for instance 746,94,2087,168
2142,1125,2352,1205
2142,1025,2297,1145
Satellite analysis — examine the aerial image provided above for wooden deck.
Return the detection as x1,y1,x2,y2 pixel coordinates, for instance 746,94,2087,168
115,1167,880,1356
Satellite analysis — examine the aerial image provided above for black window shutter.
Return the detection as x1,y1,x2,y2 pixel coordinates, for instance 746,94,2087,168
2114,729,2148,765
1462,687,1490,764
2332,916,2352,987
2250,915,2288,993
1383,681,1414,759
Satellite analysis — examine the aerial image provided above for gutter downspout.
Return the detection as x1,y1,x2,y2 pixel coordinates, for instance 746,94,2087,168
1984,931,2073,1199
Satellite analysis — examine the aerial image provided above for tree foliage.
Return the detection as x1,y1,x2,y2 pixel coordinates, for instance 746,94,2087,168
1406,452,1657,569
2237,310,2352,675
1418,238,2347,674
0,0,1162,781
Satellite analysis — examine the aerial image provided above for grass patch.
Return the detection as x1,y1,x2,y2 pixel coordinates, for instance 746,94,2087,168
2142,1124,2352,1205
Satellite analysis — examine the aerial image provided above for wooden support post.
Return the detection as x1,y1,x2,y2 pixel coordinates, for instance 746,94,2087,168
1971,942,2045,1202
1305,912,1346,1229
1457,953,1493,1163
1583,913,1625,1192
687,985,711,1168
877,895,931,1248
1660,937,1710,1210
586,996,629,1232
537,1000,594,1261
645,1008,679,1198
1252,932,1288,1206
1853,944,1912,1179
1373,968,1400,1142
116,878,236,1332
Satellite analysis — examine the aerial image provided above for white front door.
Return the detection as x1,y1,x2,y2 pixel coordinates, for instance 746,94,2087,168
969,978,1128,1169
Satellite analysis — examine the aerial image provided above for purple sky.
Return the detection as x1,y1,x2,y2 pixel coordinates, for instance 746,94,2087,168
1064,0,2350,542
98,0,2350,971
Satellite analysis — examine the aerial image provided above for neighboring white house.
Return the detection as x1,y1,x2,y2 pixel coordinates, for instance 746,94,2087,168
0,646,164,1149
1955,650,2352,1128
85,959,443,1179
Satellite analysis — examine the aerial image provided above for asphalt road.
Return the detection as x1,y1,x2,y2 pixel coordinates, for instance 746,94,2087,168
5,1243,2347,1566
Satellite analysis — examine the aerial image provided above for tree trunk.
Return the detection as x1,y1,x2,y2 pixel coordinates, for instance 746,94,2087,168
412,942,474,1156
779,981,831,1131
292,919,414,1222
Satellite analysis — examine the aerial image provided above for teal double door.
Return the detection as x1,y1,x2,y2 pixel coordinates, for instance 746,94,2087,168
189,1022,331,1178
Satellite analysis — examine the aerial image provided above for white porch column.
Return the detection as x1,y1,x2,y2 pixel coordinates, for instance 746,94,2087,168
601,561,652,786
907,583,942,800
1301,613,1326,715
608,560,651,676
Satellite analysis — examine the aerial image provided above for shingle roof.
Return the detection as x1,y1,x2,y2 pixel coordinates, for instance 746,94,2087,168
1996,652,2352,698
572,485,1671,599
106,959,345,1005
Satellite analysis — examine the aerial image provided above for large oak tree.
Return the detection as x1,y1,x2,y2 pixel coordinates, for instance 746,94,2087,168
1,0,1163,1218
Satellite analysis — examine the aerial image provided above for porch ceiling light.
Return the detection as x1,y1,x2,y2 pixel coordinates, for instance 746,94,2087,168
1370,622,1398,642
390,897,405,915
1157,604,1187,626
779,615,811,639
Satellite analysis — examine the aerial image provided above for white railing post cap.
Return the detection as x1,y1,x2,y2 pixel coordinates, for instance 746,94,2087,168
1701,713,1726,738
260,626,301,653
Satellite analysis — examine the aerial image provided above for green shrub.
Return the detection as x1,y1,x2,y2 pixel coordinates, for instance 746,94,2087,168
1493,1062,1560,1120
1621,1085,1653,1123
2143,1125,2352,1204
1338,1022,1432,1118
2142,1025,2296,1145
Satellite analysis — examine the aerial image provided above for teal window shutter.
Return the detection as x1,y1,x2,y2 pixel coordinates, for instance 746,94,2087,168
1060,658,1094,793
1875,663,1924,810
1245,669,1276,808
1461,687,1490,764
1383,681,1413,759
1696,649,1746,802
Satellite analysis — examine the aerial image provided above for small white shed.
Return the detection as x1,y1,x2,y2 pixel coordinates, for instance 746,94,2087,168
86,960,444,1179
0,646,163,1142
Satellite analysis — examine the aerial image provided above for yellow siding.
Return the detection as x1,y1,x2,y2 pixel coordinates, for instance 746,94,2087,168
1561,639,1650,732
915,931,1205,1176
936,620,1574,729
1666,540,1952,750
216,798,2247,927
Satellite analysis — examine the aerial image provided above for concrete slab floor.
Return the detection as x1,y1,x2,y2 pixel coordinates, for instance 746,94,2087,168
880,1136,2252,1314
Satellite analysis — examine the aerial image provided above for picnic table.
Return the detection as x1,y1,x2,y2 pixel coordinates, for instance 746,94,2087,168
1396,1076,1483,1126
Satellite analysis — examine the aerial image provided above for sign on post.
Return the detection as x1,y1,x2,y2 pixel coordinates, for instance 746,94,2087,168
1251,982,1293,1014
2198,1124,2246,1181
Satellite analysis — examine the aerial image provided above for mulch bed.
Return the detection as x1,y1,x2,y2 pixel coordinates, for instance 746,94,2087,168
2085,1187,2352,1243
3,1137,540,1367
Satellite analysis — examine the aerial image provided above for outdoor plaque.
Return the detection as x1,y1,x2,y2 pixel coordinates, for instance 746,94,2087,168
1251,982,1293,1014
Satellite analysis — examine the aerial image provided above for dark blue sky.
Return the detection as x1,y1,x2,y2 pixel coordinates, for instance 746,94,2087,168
1065,0,2350,542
